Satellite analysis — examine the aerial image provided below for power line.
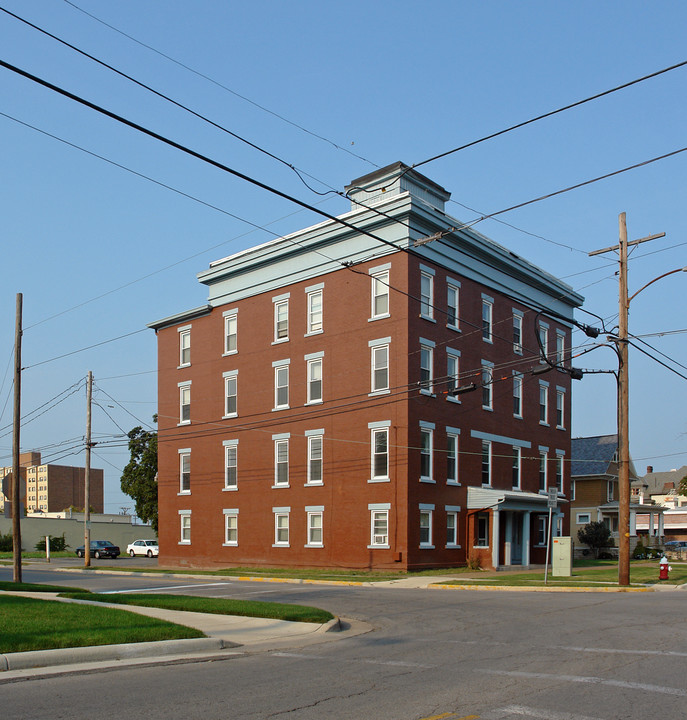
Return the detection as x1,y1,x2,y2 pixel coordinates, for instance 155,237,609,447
409,59,687,172
61,0,378,167
627,338,687,381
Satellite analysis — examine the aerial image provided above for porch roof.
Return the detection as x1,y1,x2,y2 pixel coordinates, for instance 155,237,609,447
467,486,565,513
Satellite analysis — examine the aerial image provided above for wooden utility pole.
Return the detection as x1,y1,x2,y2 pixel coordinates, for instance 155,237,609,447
12,293,22,583
84,370,92,568
589,215,664,587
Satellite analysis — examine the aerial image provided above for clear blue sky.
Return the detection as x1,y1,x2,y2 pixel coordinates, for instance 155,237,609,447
1,1,685,513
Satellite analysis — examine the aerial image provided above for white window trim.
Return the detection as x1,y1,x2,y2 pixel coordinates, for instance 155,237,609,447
538,321,549,364
178,381,191,426
446,427,460,486
179,510,191,545
306,355,323,405
369,338,391,396
222,309,238,356
481,294,494,343
370,424,390,483
481,361,494,411
539,380,549,426
369,264,391,321
273,436,290,488
223,439,238,491
512,310,524,355
445,505,461,548
419,424,434,483
178,448,191,495
446,348,461,404
368,503,390,548
420,267,435,322
305,285,324,336
481,440,492,487
305,507,324,548
223,508,239,546
446,279,461,331
273,507,290,547
576,512,591,525
419,504,434,549
420,338,435,396
556,330,566,365
512,445,522,490
556,386,566,429
306,431,324,486
223,370,238,419
273,295,290,344
178,326,191,368
513,372,523,419
273,360,290,410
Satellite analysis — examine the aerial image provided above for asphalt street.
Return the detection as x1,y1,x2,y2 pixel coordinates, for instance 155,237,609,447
2,563,686,720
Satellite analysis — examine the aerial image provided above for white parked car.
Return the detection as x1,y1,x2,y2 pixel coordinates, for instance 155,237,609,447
126,539,159,558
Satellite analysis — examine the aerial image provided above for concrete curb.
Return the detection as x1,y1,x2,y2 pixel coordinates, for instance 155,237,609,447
428,582,654,592
0,637,228,672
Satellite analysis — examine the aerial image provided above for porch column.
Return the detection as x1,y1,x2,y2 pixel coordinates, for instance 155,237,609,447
647,512,653,537
658,512,665,537
630,510,640,537
504,513,512,566
492,508,501,569
522,511,531,566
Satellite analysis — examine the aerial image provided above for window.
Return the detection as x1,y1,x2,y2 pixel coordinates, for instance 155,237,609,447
419,506,434,547
446,349,460,399
370,267,390,319
481,440,491,486
576,512,591,525
224,310,238,354
556,388,565,428
179,382,191,424
539,451,548,492
447,281,460,329
556,331,566,365
370,340,390,393
306,287,323,334
607,479,614,502
513,373,523,417
446,509,460,547
538,321,549,363
539,382,549,424
224,440,238,490
513,311,523,354
274,509,290,546
306,355,323,404
512,446,521,489
369,504,390,547
179,327,191,366
482,296,493,342
274,296,289,342
477,514,489,547
274,436,289,486
420,269,434,319
274,362,289,409
179,511,191,544
223,510,238,545
482,362,493,410
306,507,323,547
370,426,389,481
420,341,434,394
179,450,190,493
446,431,459,485
224,371,238,417
557,454,564,493
537,516,548,545
307,433,323,485
420,426,433,481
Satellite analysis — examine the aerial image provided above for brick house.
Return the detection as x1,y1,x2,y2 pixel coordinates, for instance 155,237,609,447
149,162,582,571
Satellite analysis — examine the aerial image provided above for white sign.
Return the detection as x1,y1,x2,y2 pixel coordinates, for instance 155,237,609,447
547,488,558,509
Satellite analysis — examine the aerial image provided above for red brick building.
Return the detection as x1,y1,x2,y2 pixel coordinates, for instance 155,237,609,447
149,163,583,570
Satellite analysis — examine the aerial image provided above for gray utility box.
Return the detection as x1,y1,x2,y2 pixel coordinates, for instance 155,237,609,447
552,536,573,577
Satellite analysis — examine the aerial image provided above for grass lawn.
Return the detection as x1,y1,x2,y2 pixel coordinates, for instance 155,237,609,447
0,580,92,593
440,561,687,587
0,595,204,653
59,592,334,624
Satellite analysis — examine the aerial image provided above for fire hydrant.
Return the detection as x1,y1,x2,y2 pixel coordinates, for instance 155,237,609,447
659,556,671,580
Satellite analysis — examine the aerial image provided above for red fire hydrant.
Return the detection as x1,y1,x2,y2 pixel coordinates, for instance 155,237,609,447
659,556,671,580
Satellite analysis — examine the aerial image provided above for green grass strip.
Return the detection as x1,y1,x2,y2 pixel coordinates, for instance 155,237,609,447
0,580,91,593
60,592,333,624
0,595,203,653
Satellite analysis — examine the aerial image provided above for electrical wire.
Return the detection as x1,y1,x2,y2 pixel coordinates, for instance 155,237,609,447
627,339,687,381
629,335,687,376
61,0,378,167
408,59,687,173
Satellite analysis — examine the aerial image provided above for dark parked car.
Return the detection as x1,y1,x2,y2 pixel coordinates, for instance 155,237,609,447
75,540,120,559
664,541,687,552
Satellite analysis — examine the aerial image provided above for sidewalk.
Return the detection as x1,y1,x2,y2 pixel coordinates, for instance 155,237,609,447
0,590,363,682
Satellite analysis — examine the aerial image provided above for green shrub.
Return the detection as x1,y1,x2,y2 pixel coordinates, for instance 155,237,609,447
34,534,69,552
0,532,14,552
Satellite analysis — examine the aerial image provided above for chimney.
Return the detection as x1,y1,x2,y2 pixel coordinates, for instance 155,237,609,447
646,465,653,474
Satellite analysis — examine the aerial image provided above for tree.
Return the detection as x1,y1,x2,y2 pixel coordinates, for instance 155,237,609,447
679,474,687,497
120,418,158,532
577,521,611,558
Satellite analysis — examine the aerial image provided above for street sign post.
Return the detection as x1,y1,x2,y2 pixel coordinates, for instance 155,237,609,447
545,489,558,584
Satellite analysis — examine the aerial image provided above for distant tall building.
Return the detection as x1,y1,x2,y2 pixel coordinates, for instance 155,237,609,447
0,451,103,514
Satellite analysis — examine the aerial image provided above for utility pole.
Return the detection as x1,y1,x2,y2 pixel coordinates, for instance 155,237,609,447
589,214,664,586
12,293,22,583
84,370,92,568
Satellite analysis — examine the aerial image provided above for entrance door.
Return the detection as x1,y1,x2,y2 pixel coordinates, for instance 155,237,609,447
511,513,523,564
